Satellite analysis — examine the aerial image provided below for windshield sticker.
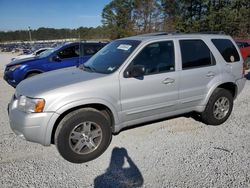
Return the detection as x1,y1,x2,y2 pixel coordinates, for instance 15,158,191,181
117,44,132,51
107,66,116,72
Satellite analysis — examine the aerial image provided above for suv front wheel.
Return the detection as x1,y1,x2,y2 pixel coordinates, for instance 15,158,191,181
201,88,233,125
55,108,112,163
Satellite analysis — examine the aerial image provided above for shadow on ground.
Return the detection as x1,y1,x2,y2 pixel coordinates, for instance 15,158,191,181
94,147,143,188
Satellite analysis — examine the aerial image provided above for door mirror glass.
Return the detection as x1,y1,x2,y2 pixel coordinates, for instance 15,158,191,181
124,65,145,78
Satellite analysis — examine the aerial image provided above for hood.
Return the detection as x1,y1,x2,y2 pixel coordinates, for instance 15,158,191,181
7,56,40,66
16,67,107,97
12,54,34,61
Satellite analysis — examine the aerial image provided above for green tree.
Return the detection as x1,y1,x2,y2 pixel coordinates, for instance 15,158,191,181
102,0,135,39
133,0,163,33
161,0,180,32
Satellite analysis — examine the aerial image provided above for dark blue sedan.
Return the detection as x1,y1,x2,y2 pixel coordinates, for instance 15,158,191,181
4,41,107,87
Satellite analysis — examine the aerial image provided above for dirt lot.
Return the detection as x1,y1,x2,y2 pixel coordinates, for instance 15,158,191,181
0,52,250,187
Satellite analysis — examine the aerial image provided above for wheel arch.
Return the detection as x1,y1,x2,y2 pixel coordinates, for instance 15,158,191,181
24,69,43,79
217,82,237,99
204,82,237,110
50,103,116,144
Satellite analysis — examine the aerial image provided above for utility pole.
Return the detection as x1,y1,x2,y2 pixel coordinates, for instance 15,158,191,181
28,26,33,51
28,26,32,42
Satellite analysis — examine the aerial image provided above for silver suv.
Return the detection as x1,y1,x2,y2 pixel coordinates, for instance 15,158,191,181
8,33,246,163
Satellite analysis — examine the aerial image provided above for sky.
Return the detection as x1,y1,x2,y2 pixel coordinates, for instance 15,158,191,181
0,0,111,31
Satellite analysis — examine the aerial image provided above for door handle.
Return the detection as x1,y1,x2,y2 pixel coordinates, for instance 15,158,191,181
206,71,215,77
162,78,175,84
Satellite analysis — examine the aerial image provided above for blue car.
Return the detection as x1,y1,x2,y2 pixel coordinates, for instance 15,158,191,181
4,41,107,87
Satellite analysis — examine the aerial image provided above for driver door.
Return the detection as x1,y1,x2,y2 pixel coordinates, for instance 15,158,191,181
47,45,80,71
119,40,179,123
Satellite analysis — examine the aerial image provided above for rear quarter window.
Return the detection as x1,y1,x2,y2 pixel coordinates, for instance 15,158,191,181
211,39,240,63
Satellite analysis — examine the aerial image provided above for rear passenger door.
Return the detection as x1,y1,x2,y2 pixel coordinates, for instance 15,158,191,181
179,39,219,109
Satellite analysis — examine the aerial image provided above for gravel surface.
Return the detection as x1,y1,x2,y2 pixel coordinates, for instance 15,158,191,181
0,52,250,188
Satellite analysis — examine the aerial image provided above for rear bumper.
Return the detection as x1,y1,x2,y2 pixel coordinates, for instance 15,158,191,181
236,77,246,96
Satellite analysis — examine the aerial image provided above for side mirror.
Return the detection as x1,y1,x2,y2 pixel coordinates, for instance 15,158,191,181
52,55,61,62
124,65,145,78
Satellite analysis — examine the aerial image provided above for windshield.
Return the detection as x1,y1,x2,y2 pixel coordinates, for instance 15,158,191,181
83,40,141,74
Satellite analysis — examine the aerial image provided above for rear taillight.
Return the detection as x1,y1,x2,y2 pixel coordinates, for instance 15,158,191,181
243,63,246,76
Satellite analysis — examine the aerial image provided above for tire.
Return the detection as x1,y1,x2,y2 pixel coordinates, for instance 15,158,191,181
201,88,233,125
55,108,112,163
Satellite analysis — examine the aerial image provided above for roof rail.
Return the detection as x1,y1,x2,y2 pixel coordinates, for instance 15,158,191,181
134,31,225,37
192,31,225,35
135,32,168,37
135,31,181,37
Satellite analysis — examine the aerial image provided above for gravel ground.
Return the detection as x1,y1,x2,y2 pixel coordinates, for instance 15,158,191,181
0,52,250,188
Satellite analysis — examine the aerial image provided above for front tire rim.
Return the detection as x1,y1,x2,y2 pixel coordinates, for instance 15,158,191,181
69,121,103,155
213,97,230,120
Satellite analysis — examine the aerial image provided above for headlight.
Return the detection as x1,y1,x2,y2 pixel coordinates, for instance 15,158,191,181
18,96,45,113
9,64,22,71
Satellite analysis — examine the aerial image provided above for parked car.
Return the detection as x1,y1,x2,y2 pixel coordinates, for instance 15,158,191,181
11,47,52,61
4,41,107,87
236,40,250,70
21,49,32,54
8,33,246,163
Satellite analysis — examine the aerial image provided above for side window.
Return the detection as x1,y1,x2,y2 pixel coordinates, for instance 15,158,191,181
212,39,240,63
180,40,215,69
84,44,102,56
58,45,79,59
132,41,175,75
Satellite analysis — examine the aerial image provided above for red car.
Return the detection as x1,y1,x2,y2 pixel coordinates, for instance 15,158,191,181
236,40,250,69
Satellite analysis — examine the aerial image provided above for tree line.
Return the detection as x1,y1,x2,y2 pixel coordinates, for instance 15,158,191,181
0,27,110,42
102,0,250,38
0,0,249,42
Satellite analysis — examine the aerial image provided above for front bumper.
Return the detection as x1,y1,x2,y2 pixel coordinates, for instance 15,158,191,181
4,70,18,87
8,96,58,146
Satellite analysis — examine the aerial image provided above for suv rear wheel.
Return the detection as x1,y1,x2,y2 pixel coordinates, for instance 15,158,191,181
201,88,233,125
55,108,112,163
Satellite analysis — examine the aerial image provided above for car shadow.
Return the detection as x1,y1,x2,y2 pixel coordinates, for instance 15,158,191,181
94,147,144,188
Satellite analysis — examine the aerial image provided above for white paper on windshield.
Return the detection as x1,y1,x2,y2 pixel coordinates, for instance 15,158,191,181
117,44,132,51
